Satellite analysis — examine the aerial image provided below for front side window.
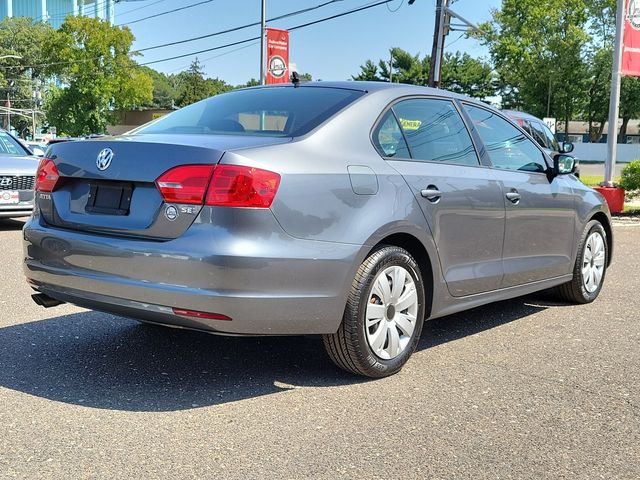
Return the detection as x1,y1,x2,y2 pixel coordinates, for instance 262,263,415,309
464,105,548,173
392,98,480,166
136,86,365,137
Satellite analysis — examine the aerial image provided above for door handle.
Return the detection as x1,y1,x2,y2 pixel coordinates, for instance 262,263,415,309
420,185,442,202
505,190,521,204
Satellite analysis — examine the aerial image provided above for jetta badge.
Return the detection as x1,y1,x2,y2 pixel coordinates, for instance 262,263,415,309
96,148,114,171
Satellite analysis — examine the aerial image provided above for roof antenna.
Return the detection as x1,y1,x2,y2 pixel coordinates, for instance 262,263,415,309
291,71,300,87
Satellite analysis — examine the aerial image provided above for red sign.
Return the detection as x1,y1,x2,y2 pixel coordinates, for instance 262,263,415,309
266,28,289,84
622,0,640,76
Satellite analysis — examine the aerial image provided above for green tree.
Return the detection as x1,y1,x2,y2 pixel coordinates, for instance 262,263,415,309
139,67,178,109
440,52,495,99
352,48,495,100
618,77,640,142
0,17,54,133
480,0,590,133
42,16,152,136
174,59,231,107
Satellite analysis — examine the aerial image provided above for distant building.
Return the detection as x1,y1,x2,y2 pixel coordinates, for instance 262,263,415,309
0,0,117,29
556,120,640,144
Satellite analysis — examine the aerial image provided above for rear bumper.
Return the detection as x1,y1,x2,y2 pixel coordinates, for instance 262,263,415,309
0,208,32,218
0,190,34,218
23,209,363,335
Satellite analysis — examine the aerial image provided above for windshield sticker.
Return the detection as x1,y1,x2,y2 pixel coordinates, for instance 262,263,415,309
399,118,422,131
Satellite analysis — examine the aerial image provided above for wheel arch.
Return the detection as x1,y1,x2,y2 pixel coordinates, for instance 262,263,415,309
590,211,613,266
367,232,435,319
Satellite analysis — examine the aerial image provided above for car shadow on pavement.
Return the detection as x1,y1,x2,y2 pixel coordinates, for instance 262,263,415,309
0,218,26,231
0,293,559,412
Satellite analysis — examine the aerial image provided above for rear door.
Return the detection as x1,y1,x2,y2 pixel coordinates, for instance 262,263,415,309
376,97,506,297
462,104,576,287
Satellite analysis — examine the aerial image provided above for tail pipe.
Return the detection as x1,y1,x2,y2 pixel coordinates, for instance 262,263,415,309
31,293,65,308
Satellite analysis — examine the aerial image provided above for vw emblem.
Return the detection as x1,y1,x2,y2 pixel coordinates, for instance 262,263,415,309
96,148,114,171
164,205,179,221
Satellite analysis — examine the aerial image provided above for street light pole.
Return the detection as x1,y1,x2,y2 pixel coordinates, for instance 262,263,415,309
0,54,22,132
260,0,266,85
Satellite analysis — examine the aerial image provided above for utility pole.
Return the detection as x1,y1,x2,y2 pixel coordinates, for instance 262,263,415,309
410,0,481,88
389,49,393,83
260,0,266,85
428,0,447,88
603,0,626,187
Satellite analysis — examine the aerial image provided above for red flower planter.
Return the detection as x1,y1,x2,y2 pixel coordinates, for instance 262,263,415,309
593,186,625,214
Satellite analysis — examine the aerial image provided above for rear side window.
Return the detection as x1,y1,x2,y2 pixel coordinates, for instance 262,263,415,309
136,86,365,137
464,104,548,173
392,98,480,166
372,110,411,158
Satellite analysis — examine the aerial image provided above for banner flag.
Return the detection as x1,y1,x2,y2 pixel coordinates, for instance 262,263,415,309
266,28,289,84
622,0,640,76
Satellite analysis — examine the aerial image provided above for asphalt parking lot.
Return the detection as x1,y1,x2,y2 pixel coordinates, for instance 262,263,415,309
1,219,638,479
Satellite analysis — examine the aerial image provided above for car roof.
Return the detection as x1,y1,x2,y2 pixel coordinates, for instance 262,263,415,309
245,81,486,104
502,109,545,122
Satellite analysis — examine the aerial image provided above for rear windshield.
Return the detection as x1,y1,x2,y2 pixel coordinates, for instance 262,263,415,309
136,86,365,138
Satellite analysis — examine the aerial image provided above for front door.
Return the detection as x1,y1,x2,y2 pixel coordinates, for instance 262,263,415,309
462,104,575,287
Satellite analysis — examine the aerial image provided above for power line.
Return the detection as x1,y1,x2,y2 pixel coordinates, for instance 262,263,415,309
136,0,343,53
141,0,394,66
117,0,216,27
1,0,396,72
168,40,262,74
117,0,169,18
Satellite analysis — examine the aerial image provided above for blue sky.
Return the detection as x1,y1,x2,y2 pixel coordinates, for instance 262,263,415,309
114,0,502,85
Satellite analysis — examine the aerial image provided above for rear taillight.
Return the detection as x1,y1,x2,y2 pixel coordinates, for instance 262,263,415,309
35,158,61,192
205,165,280,208
155,164,280,208
156,165,215,204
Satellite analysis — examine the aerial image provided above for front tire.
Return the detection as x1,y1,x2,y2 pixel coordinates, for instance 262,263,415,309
323,246,426,378
554,220,608,304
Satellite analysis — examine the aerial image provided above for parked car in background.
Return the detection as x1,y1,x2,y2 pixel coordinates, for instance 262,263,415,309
25,142,46,157
0,129,40,218
503,110,579,177
24,83,612,377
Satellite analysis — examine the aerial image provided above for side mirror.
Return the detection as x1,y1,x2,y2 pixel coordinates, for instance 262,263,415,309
553,153,576,175
31,146,45,157
560,141,574,153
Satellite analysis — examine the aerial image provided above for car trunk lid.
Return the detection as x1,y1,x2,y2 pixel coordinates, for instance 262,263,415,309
39,134,290,240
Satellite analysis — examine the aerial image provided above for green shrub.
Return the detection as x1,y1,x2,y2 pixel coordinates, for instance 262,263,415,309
620,160,640,198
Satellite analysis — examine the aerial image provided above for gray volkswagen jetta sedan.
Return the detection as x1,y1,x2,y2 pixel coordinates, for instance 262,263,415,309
23,82,612,377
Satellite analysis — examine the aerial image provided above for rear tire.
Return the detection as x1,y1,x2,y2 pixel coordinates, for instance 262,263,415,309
554,220,608,304
323,246,426,378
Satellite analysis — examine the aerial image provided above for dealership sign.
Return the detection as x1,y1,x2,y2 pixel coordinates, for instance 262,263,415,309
622,0,640,76
266,28,289,84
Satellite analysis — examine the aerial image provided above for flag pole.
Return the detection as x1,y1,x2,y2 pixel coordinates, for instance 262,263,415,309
604,0,626,187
